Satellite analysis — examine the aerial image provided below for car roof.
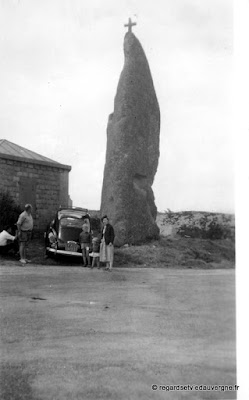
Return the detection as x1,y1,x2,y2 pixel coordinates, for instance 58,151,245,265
59,207,88,212
58,207,89,220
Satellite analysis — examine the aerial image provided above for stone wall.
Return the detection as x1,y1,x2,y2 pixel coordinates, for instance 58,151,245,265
59,170,69,208
0,157,70,231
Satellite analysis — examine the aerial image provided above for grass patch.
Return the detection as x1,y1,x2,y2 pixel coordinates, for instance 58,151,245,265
0,236,235,269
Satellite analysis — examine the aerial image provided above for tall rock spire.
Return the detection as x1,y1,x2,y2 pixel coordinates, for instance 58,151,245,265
100,31,160,246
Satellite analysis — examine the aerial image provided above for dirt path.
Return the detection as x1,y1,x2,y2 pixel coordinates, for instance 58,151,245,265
0,266,236,400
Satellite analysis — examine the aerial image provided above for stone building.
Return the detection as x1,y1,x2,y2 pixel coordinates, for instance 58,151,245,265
0,139,71,231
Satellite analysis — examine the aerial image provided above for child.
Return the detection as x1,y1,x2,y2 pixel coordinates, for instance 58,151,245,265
89,233,101,269
79,223,91,267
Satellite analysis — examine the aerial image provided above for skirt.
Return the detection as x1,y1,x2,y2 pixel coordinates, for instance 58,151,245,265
99,241,114,263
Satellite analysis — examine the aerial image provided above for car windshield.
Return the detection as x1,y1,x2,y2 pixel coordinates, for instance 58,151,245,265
60,218,83,228
58,218,83,243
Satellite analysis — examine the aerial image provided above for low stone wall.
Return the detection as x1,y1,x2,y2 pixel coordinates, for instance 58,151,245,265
157,211,235,239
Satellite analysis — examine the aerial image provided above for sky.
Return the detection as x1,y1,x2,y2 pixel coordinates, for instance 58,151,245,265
0,0,233,213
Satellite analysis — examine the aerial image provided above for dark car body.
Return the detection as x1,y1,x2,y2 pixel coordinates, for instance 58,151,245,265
45,207,92,257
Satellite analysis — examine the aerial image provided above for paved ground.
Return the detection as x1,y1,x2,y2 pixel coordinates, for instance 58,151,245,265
0,265,236,400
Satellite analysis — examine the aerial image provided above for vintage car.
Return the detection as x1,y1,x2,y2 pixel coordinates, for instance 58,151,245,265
45,207,92,257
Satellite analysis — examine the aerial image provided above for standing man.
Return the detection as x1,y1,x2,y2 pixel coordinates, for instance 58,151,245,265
99,215,115,271
17,204,33,265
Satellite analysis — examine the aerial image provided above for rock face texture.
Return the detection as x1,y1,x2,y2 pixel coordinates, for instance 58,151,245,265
100,32,160,246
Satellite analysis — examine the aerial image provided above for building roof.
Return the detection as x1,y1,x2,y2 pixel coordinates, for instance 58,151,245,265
0,139,71,171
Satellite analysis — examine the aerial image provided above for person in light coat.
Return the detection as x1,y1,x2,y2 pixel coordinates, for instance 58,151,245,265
16,204,33,265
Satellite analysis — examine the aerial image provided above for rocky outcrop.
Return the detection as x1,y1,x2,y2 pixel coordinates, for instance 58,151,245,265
100,32,160,246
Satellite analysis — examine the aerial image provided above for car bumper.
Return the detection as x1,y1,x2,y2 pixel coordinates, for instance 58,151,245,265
46,247,82,257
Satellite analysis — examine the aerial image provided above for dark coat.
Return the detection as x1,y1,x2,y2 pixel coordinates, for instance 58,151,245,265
102,223,115,245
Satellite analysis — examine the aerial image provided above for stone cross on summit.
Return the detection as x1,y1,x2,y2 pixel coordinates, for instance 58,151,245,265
124,17,137,33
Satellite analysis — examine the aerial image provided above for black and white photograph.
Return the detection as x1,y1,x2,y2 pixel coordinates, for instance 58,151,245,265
0,0,245,399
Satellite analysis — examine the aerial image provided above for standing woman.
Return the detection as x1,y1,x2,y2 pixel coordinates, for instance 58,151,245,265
99,215,115,271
